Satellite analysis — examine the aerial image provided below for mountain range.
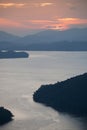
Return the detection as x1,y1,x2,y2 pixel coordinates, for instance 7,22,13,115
0,31,20,42
0,28,87,51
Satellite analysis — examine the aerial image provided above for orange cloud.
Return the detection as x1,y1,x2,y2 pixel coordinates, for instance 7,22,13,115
0,3,25,8
26,2,54,8
48,18,87,30
0,17,87,31
25,19,55,29
40,3,54,7
0,2,54,8
28,20,53,24
57,18,87,29
24,18,87,30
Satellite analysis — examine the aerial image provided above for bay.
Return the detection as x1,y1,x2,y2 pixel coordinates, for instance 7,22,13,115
0,51,87,130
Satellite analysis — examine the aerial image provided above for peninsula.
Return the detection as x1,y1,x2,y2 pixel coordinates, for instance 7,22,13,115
0,107,13,125
33,73,87,117
0,50,29,59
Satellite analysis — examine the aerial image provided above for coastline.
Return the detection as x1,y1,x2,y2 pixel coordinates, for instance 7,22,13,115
33,73,87,117
0,107,14,126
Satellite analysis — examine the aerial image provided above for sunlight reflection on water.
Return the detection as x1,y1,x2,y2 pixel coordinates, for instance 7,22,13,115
0,51,87,130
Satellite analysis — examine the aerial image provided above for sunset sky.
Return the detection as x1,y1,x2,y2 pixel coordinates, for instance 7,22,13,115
0,0,87,36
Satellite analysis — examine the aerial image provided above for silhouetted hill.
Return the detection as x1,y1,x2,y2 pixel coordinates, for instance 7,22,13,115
0,31,20,42
18,28,87,44
0,107,13,125
33,73,87,117
0,28,87,51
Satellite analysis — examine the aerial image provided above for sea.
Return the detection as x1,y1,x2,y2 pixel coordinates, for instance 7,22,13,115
0,51,87,130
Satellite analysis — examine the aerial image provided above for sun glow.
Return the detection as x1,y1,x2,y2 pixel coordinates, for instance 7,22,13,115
58,18,87,28
0,17,87,30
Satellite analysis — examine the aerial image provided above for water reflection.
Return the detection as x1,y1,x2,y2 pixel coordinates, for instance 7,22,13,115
0,51,87,130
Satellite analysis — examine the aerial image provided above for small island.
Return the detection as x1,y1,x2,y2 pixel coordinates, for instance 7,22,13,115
0,50,29,59
0,107,14,125
33,73,87,117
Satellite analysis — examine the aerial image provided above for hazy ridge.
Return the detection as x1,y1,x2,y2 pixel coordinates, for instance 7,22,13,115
0,28,87,51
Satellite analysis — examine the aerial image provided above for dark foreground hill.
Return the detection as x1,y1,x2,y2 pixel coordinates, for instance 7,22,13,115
33,73,87,117
0,107,13,125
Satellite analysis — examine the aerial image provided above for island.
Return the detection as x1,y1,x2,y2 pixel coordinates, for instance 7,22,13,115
33,73,87,117
0,50,29,59
0,107,14,125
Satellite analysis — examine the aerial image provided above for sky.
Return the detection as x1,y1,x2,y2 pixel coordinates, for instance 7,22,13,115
0,0,87,36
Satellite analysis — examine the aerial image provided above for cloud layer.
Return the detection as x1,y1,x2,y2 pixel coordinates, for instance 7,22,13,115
0,0,87,35
0,2,54,8
0,17,87,30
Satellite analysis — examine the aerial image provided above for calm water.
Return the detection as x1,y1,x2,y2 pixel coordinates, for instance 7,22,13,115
0,51,87,130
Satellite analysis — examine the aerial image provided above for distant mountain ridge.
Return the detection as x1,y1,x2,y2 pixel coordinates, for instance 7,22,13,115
17,28,87,44
0,31,20,42
0,28,87,51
